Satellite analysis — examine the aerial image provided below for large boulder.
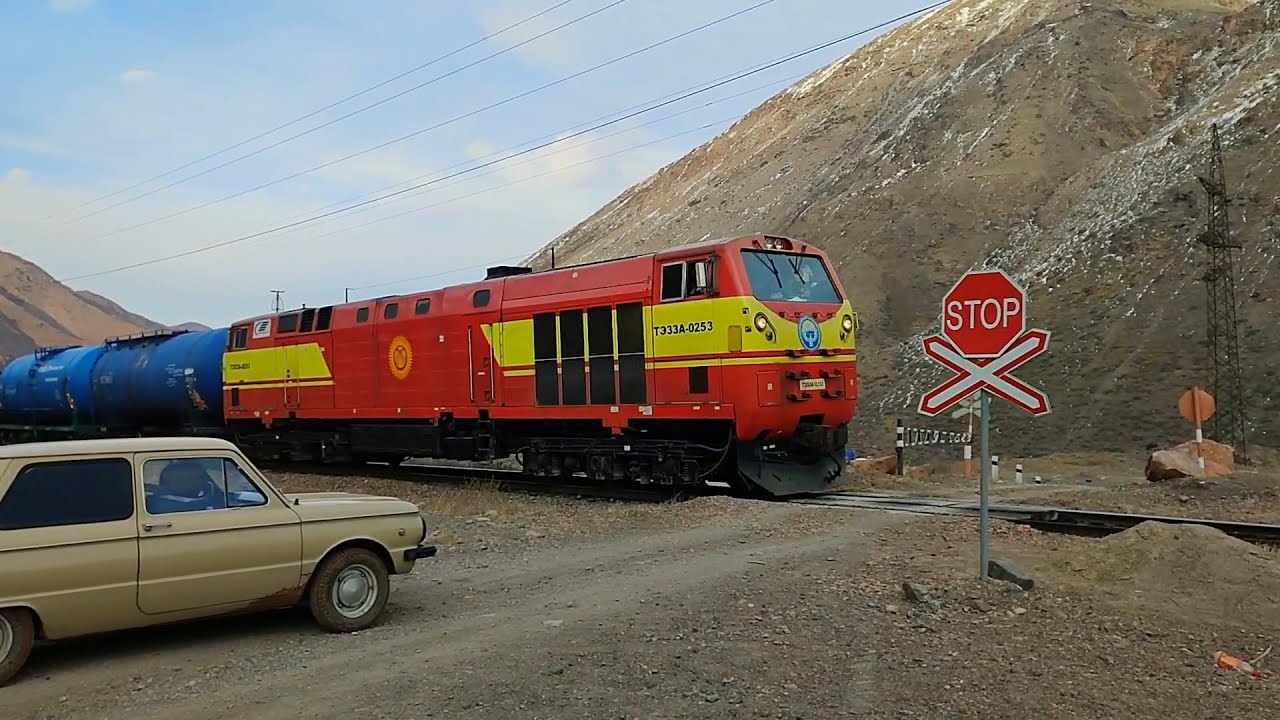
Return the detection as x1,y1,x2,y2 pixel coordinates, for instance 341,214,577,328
1144,439,1234,482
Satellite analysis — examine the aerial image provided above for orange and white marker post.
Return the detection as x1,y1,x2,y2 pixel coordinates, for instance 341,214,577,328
1178,386,1216,473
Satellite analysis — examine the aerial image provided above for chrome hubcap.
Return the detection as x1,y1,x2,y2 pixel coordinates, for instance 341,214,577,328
331,564,378,619
0,615,12,660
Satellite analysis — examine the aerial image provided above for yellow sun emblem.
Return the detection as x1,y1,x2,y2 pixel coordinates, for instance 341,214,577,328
388,335,413,380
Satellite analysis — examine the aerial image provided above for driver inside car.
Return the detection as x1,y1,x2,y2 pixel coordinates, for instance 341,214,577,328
146,460,226,514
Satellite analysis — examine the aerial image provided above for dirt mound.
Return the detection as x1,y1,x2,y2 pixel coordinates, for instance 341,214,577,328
1052,521,1280,622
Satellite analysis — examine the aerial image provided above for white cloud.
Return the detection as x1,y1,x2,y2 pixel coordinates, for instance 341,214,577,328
49,0,94,11
0,133,67,157
120,68,156,85
5,168,32,184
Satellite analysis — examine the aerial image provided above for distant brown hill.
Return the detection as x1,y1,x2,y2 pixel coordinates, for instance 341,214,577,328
529,0,1280,455
0,250,210,362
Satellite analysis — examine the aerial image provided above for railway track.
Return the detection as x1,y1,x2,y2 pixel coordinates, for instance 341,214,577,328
258,459,706,503
790,491,1280,547
259,462,1280,548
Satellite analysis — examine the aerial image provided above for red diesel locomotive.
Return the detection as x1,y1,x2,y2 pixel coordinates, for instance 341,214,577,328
222,235,858,497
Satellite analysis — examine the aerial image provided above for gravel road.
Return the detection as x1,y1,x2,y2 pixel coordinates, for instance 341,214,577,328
4,502,903,720
8,474,1277,720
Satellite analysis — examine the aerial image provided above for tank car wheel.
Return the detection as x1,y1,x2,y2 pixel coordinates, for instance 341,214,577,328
0,608,36,687
307,548,391,633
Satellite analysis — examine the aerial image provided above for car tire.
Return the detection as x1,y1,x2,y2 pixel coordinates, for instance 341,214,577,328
307,548,391,633
0,608,36,688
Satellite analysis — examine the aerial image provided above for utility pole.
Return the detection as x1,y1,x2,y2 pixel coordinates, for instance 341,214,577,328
345,288,353,303
270,289,285,313
1195,123,1248,463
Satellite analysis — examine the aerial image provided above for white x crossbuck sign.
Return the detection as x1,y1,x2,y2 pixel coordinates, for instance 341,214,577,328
917,330,1052,417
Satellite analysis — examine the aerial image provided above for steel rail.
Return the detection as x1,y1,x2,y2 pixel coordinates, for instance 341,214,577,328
790,491,1280,546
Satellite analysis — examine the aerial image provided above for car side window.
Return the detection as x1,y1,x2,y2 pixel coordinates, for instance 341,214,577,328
0,458,134,530
143,457,269,516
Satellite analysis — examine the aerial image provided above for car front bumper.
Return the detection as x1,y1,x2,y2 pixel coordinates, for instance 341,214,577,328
404,543,438,561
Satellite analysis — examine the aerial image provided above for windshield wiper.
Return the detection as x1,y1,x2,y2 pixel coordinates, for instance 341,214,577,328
753,253,783,289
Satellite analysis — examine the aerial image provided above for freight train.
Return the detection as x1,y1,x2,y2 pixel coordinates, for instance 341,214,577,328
0,235,857,497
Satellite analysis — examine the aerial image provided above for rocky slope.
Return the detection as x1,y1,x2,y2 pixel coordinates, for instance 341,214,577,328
528,0,1280,456
0,251,198,362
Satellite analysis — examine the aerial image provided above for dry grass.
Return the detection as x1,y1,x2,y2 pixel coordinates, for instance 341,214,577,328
265,470,788,552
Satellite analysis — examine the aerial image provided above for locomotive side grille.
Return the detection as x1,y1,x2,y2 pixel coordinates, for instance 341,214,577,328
616,303,647,404
559,309,587,406
587,307,615,405
530,302,650,408
533,313,559,406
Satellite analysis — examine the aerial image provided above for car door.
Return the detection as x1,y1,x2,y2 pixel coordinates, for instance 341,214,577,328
135,451,304,615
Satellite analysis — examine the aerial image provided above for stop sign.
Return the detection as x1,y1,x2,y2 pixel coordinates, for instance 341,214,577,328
941,269,1027,358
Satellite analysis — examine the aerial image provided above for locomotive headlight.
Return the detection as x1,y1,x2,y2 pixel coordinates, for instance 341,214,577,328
753,313,768,331
841,315,853,332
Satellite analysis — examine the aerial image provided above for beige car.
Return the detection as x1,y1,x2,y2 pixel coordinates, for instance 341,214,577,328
0,436,437,686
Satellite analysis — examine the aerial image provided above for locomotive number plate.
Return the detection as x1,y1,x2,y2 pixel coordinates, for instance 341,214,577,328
799,378,826,391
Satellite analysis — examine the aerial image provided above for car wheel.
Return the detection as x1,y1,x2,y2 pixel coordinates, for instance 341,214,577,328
0,608,36,687
307,548,391,633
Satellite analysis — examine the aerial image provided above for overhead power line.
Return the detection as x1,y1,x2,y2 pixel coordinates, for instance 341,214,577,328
278,71,807,231
65,0,626,223
83,0,781,240
270,113,747,259
329,59,926,294
275,52,831,226
58,1,951,283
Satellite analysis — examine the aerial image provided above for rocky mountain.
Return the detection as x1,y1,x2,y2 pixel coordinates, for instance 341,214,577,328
528,0,1280,456
0,251,206,362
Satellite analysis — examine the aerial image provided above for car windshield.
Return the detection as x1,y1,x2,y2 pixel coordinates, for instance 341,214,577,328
740,250,842,303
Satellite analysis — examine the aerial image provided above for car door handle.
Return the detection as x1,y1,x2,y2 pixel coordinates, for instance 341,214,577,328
142,522,172,532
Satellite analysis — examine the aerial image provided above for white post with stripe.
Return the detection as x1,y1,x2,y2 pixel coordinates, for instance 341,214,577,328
1015,463,1023,485
1195,427,1206,471
991,454,1000,484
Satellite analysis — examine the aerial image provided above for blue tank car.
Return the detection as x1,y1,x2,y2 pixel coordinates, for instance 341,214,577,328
0,345,109,427
90,328,229,431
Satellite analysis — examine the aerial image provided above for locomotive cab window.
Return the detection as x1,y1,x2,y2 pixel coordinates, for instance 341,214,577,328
356,307,370,323
277,313,299,333
383,303,398,320
661,259,712,301
472,289,490,308
230,327,249,350
660,263,685,301
415,298,431,315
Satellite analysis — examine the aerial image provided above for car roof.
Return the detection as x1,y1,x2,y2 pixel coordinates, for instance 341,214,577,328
0,436,238,460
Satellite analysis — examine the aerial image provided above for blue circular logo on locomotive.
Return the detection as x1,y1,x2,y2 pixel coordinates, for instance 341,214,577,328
797,315,821,351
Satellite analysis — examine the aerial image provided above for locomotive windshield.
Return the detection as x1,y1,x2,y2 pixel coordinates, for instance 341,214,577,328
739,250,841,304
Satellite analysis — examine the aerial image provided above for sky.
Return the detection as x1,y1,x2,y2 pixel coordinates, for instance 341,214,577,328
0,0,938,328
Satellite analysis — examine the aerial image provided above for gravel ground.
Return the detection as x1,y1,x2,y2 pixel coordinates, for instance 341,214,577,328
840,515,1280,717
4,470,1278,719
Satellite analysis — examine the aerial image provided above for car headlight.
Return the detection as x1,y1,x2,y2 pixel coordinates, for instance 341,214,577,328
842,315,853,332
754,313,768,331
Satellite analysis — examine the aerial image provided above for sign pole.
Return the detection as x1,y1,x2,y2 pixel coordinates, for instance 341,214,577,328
978,388,991,580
